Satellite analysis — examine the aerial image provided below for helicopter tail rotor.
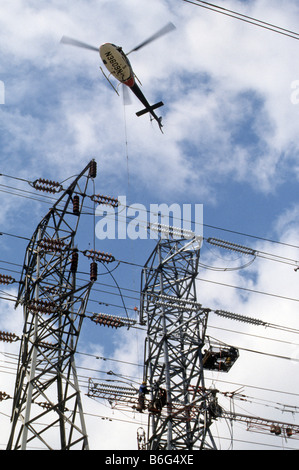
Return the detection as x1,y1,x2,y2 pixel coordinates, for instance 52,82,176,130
136,101,164,117
136,101,164,132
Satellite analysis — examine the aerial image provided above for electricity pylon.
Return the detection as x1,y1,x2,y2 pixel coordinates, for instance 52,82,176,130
7,160,97,450
140,235,219,450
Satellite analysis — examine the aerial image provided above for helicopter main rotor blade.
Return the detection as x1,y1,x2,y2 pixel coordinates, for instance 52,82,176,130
60,36,99,52
127,22,176,55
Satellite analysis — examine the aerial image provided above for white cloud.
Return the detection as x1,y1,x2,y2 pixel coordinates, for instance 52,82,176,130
3,0,299,202
4,0,299,196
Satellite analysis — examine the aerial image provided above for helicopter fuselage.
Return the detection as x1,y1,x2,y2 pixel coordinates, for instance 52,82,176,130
99,43,135,87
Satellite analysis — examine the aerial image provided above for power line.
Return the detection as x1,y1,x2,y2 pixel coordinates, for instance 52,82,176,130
207,323,299,349
197,277,299,304
182,0,299,41
2,253,299,337
2,273,299,343
0,242,299,307
3,234,299,306
2,176,299,253
1,348,298,403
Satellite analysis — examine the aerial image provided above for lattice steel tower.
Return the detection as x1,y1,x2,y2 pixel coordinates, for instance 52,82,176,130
140,235,219,450
7,160,97,450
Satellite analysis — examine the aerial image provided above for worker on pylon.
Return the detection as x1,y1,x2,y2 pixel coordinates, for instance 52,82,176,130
136,381,149,412
149,387,167,413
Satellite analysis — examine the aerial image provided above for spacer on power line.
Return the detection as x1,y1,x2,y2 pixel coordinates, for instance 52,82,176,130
83,249,115,263
0,274,15,285
31,178,63,194
91,193,119,208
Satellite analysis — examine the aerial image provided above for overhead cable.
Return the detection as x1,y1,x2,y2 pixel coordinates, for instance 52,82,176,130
183,0,299,41
2,177,299,252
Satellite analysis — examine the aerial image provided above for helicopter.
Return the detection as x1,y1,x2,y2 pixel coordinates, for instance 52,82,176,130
60,23,176,133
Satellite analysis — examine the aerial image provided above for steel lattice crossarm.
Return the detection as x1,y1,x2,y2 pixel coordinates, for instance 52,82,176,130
7,160,98,451
87,379,222,428
140,237,219,450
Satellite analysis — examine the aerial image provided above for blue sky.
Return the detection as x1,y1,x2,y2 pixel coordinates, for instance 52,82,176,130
1,0,299,450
